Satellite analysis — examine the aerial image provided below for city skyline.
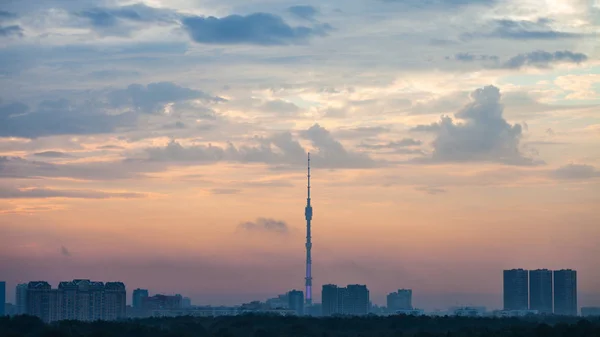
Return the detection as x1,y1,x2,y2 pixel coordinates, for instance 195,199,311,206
1,0,599,313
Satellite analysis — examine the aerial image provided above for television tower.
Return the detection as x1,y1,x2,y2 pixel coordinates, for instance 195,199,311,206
304,152,313,305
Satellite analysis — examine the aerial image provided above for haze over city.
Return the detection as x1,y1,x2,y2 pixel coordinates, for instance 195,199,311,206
1,0,599,312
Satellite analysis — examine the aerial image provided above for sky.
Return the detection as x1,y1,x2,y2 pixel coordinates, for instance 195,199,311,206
0,0,599,310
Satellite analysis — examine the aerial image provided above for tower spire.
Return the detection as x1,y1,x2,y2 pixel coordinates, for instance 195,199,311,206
304,152,313,306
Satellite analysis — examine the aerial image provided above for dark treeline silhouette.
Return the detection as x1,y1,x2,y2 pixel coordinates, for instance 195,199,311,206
1,314,599,337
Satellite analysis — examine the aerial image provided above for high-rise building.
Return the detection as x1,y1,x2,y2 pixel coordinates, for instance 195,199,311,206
16,283,28,315
25,280,126,322
132,288,149,309
26,281,52,322
104,282,127,320
342,285,369,316
554,269,577,316
142,294,182,311
529,269,552,314
0,281,5,316
287,290,304,316
321,284,369,316
322,284,339,316
387,289,413,312
503,269,529,310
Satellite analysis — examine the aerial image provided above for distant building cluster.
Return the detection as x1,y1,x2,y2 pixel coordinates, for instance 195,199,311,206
503,269,578,315
16,280,126,322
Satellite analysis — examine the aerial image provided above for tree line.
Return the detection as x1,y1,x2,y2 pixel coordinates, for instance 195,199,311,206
1,314,599,337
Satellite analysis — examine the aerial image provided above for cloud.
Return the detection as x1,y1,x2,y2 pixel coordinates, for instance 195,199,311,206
211,188,241,195
143,124,378,169
467,18,584,40
60,246,72,257
0,11,17,20
75,4,175,27
358,138,422,150
238,218,289,234
501,50,587,69
0,25,23,37
73,3,177,36
381,0,496,8
416,186,447,195
551,164,600,180
450,53,498,62
288,5,318,20
411,85,538,165
108,82,224,114
260,99,300,115
0,185,145,199
33,151,72,158
0,99,137,138
181,13,330,46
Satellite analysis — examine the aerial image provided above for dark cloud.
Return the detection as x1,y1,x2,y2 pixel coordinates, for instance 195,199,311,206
60,246,72,257
501,50,587,69
288,5,319,20
451,53,498,62
143,124,378,169
76,4,175,27
33,151,72,158
358,138,422,150
73,3,177,36
551,164,600,180
0,25,23,37
0,11,18,20
260,99,300,114
238,218,289,234
181,13,330,46
108,82,224,114
97,145,125,150
465,18,584,40
416,186,447,195
0,185,144,199
381,0,496,9
211,188,241,195
0,156,156,181
0,99,137,138
411,85,538,165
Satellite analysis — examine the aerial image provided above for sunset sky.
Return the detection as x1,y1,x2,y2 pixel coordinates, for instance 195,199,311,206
0,0,599,310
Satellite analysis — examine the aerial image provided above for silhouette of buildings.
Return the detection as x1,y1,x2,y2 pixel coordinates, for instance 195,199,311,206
503,269,528,310
581,307,600,317
387,289,413,312
554,269,577,316
142,294,183,311
287,290,304,315
182,297,192,308
24,280,125,322
321,284,369,316
132,288,149,309
0,281,5,316
529,269,552,314
15,283,27,315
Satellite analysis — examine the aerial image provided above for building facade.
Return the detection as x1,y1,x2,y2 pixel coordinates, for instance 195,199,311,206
387,289,413,312
322,284,339,316
132,288,149,309
287,290,304,316
0,281,5,316
321,284,369,316
503,269,529,310
25,279,126,322
529,269,552,314
554,269,577,316
16,283,28,315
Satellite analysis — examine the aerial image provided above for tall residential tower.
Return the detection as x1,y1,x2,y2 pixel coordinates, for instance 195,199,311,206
304,153,313,305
